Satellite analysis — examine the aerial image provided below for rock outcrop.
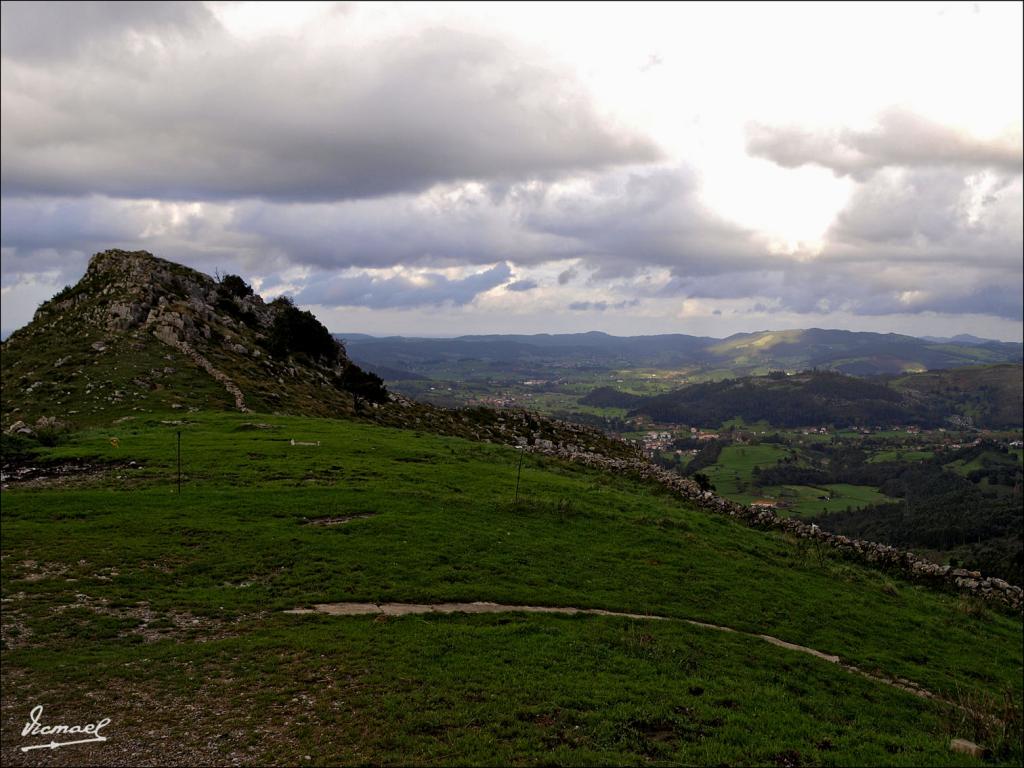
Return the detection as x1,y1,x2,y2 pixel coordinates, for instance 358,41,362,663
2,250,372,423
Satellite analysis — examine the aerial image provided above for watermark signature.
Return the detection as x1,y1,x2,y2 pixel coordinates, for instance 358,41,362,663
20,705,111,752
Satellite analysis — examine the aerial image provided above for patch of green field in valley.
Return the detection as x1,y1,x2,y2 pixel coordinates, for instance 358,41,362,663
945,450,1021,476
869,449,935,463
700,444,797,505
767,483,895,519
719,417,772,431
2,411,1022,765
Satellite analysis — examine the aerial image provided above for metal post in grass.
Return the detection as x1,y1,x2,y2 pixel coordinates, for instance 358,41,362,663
177,430,182,494
514,447,524,505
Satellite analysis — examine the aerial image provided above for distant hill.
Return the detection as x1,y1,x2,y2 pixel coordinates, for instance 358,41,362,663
628,367,1024,429
1,249,385,428
339,328,1022,381
919,334,1008,345
706,328,1022,376
578,386,643,409
891,365,1024,430
631,371,917,428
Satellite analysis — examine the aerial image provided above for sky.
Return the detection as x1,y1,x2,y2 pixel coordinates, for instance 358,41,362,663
1,1,1022,340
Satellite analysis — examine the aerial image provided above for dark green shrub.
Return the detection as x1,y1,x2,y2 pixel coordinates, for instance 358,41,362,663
49,285,75,303
0,432,40,461
268,296,342,363
219,274,253,299
338,363,388,405
693,472,716,492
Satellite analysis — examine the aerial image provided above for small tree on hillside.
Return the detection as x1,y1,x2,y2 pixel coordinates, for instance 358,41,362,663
339,363,388,412
693,472,716,492
268,296,342,363
219,274,253,299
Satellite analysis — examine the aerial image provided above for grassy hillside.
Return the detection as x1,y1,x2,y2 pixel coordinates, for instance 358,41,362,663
2,411,1022,765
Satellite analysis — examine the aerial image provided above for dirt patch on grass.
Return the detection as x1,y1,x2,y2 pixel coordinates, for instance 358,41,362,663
303,513,376,526
0,460,142,490
284,601,662,621
2,593,258,650
0,673,267,767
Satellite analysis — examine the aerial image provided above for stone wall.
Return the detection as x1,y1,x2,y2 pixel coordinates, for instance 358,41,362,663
527,444,1024,612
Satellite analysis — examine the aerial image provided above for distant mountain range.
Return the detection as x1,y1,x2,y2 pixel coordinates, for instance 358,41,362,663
338,328,1022,380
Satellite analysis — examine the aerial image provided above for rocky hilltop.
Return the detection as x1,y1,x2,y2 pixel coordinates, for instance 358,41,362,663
2,250,636,459
2,250,383,427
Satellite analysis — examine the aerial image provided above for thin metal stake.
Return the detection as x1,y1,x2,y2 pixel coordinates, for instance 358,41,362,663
177,430,182,494
514,448,524,505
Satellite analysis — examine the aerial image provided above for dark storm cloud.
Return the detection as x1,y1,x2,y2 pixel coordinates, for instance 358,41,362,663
223,167,768,279
3,161,1019,322
523,168,766,277
850,280,1024,322
647,271,785,301
0,196,144,256
660,259,1024,321
568,299,639,312
295,263,512,309
1,4,659,202
228,193,579,270
827,168,1022,268
557,267,578,285
0,195,264,282
505,279,538,292
747,108,1023,178
0,196,166,281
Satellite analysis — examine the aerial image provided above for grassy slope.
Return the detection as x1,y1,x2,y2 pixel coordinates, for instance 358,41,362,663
2,412,1022,765
0,327,236,426
945,449,1022,477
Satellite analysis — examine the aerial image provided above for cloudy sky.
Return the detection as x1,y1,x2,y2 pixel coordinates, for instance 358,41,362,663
2,1,1022,340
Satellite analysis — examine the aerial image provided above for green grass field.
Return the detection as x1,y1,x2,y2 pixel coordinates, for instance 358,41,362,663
700,444,796,505
2,412,1022,765
945,450,1022,476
